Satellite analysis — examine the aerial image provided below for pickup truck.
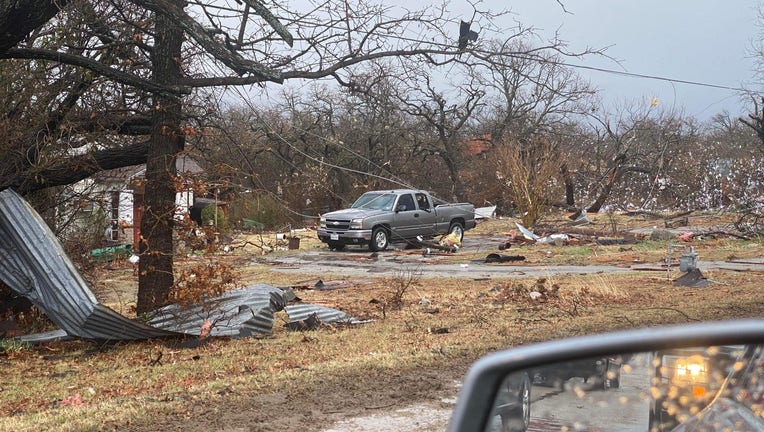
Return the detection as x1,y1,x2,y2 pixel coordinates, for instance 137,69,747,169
317,189,476,251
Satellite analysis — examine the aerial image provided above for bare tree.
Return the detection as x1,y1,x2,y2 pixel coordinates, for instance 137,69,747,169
1,0,528,312
477,38,597,144
581,103,698,212
491,134,564,227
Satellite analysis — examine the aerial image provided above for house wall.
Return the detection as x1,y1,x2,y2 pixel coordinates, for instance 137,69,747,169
175,190,193,216
118,190,134,224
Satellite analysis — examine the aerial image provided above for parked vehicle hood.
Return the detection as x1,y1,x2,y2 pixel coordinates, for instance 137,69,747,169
323,208,387,219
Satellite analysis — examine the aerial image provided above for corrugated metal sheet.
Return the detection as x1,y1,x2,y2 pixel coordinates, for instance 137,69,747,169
0,188,179,340
285,303,360,325
1,188,367,342
148,284,294,337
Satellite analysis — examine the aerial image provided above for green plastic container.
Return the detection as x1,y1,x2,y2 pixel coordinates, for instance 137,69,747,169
90,244,133,262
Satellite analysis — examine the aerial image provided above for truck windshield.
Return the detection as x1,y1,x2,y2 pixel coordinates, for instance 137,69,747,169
350,193,396,211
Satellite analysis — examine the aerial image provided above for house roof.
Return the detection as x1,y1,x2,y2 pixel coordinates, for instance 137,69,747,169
92,155,205,184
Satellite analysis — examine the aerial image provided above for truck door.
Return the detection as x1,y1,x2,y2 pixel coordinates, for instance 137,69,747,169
414,192,438,238
391,193,420,240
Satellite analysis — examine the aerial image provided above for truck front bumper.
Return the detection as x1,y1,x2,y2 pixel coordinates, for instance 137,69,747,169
317,228,372,245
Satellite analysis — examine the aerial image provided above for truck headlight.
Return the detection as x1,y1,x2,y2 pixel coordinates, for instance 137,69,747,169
319,217,326,228
349,218,364,229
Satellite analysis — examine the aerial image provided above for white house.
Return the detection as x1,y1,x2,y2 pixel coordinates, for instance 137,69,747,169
71,155,205,247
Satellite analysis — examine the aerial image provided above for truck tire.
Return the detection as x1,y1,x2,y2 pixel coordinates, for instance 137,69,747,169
327,241,345,251
448,221,464,242
370,227,389,251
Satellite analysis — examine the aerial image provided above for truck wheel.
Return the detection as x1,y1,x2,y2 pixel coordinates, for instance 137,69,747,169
448,222,464,242
370,227,389,251
327,241,345,251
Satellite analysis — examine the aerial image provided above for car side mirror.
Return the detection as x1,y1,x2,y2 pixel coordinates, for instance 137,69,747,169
447,319,764,432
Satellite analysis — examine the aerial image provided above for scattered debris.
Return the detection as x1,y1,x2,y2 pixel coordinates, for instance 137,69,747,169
516,222,540,241
415,235,459,254
440,232,462,248
0,188,366,343
677,231,694,242
427,326,451,334
568,210,591,226
665,216,689,228
674,268,711,287
474,205,497,219
312,279,359,291
285,313,321,331
515,223,570,245
594,238,630,246
484,253,526,264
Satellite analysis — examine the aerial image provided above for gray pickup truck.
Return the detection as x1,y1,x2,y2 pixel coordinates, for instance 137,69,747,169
317,189,476,251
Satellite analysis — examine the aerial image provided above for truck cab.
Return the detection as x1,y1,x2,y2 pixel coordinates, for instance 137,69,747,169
317,189,474,251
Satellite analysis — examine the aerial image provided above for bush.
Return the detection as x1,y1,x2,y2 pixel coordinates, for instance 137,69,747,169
200,204,230,233
228,193,294,230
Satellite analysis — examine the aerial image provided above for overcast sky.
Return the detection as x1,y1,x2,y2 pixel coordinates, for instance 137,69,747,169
500,1,761,120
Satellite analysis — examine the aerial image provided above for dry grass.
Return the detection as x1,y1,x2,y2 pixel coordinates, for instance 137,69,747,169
2,213,764,431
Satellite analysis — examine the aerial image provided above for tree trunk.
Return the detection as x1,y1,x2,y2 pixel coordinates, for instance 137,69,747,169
560,163,575,208
136,4,184,315
587,168,618,213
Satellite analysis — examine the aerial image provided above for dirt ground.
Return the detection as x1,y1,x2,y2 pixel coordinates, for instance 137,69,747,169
2,212,764,432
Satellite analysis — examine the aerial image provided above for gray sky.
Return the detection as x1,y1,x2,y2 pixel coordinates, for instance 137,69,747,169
501,1,761,120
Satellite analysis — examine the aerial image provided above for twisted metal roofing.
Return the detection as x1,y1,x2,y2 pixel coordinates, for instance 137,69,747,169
0,188,177,340
0,188,364,342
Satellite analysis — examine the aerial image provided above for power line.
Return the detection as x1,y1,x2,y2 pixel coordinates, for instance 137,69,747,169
566,63,752,93
508,53,756,94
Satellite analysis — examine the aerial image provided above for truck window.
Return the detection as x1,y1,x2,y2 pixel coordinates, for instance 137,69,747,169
415,193,430,211
397,194,415,211
351,193,396,211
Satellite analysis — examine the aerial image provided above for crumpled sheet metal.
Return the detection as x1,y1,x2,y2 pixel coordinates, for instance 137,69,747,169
285,303,368,326
0,188,363,342
148,284,296,338
0,188,177,341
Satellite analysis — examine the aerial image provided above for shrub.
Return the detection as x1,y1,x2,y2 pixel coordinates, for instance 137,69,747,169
228,193,293,230
200,204,230,233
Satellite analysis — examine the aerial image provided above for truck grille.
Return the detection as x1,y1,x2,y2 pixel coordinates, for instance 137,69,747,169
324,218,350,230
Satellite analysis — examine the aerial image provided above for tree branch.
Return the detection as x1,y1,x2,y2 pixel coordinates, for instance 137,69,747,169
131,0,283,80
180,47,461,87
10,140,150,193
0,0,69,54
0,47,188,95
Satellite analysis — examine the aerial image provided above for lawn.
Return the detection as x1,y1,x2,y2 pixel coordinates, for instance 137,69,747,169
1,211,763,431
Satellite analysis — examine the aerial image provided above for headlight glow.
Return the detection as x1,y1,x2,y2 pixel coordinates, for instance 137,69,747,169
668,355,708,385
319,217,326,228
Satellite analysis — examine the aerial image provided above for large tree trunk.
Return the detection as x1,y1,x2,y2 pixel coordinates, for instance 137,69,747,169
136,5,184,314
